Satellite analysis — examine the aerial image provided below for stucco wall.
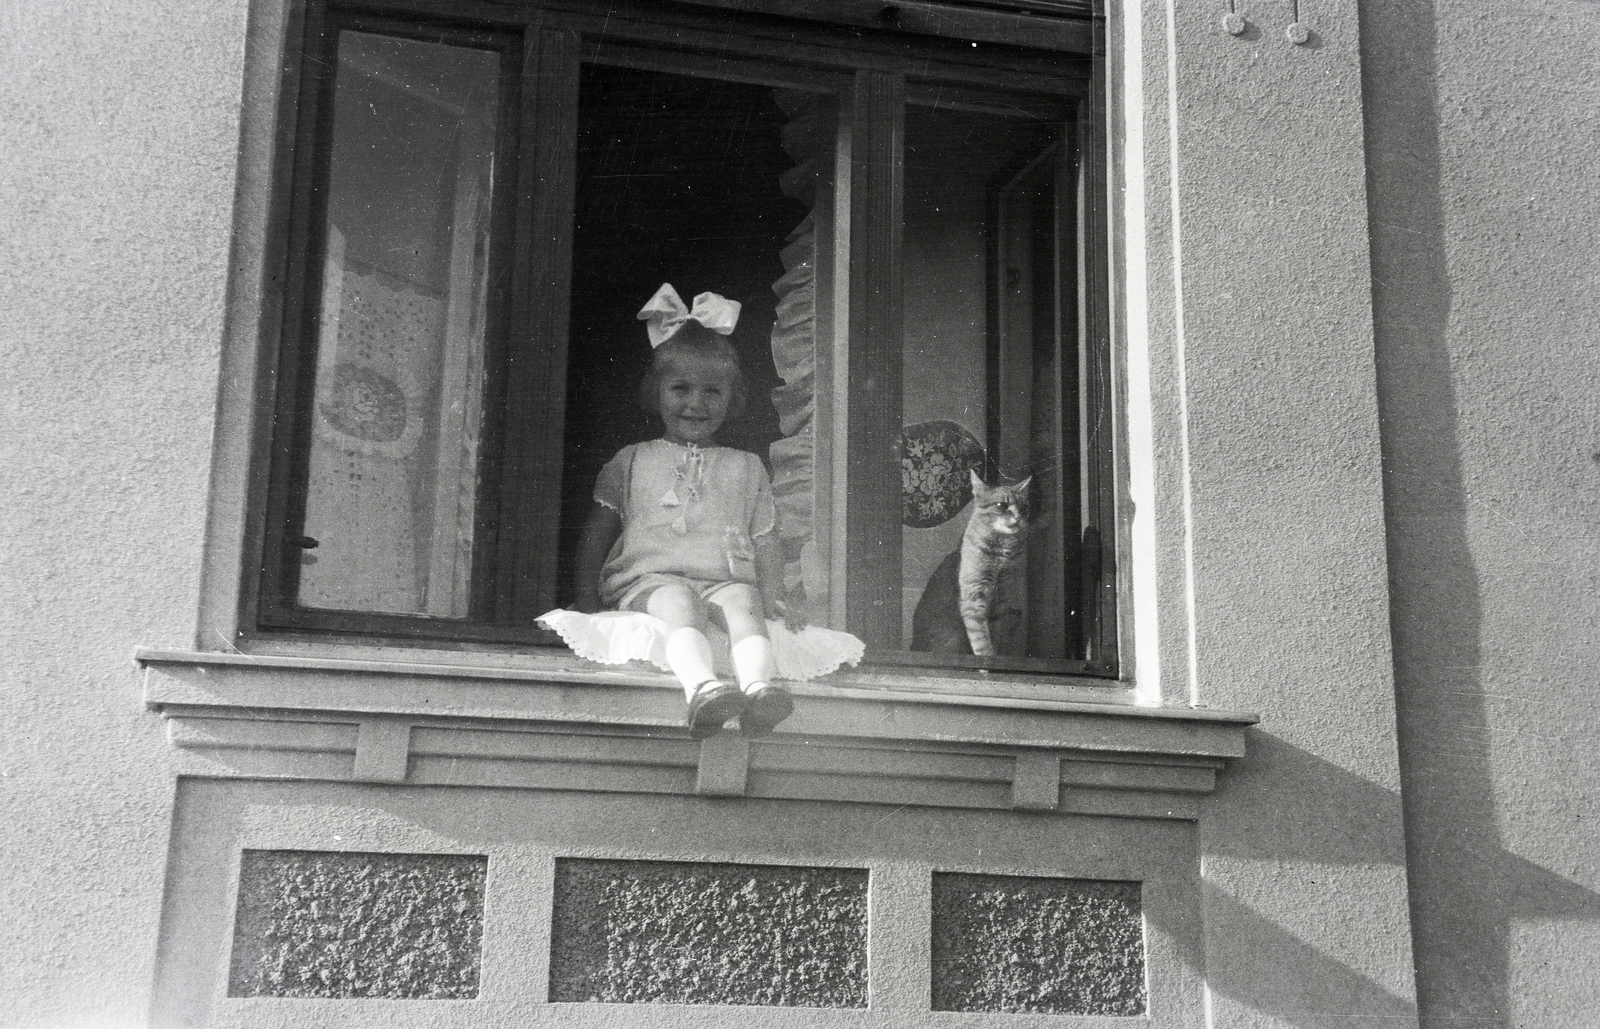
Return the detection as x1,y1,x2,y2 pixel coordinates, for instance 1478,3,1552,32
0,1,249,1023
1135,1,1418,1022
1361,1,1600,1025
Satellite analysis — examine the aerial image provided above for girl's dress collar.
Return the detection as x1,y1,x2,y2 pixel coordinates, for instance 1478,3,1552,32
659,438,710,452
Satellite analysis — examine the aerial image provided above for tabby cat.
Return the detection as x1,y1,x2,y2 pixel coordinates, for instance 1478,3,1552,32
910,470,1032,656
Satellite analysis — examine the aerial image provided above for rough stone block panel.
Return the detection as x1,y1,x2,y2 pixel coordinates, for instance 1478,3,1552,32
550,858,867,1007
931,872,1144,1015
228,850,487,999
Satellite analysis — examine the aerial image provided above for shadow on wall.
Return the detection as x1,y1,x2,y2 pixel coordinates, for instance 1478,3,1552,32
1178,733,1416,1024
1359,1,1600,1026
1205,733,1405,867
1201,886,1414,1025
1148,734,1600,1027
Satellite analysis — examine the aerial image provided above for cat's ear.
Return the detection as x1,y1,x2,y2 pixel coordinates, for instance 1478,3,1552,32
969,468,987,493
1014,475,1033,493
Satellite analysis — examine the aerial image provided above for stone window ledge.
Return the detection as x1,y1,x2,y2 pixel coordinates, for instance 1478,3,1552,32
137,647,1256,821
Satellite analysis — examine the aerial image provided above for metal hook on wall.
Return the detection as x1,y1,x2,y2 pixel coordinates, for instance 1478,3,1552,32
1286,0,1312,44
1223,1,1314,45
1221,0,1248,36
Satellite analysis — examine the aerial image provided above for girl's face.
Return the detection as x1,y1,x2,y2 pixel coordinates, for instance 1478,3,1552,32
657,354,733,445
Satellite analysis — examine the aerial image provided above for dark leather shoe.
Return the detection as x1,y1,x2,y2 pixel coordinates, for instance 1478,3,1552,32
686,681,746,739
739,683,794,737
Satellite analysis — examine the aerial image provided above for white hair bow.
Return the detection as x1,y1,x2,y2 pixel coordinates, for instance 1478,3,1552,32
637,283,741,347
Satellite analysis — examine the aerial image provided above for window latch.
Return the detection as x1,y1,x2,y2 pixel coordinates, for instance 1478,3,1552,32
290,536,319,549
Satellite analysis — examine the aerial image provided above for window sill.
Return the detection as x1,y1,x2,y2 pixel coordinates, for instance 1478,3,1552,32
203,635,1131,703
136,646,1255,821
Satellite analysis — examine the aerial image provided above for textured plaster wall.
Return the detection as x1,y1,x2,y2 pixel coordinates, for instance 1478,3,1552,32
0,0,248,1023
549,859,868,1007
228,851,488,999
1361,1,1600,1026
929,873,1144,1015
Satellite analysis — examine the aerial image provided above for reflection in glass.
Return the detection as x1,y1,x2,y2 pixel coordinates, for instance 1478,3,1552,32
298,31,499,617
901,100,1080,659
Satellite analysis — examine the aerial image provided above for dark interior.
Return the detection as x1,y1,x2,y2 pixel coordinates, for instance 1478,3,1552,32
555,63,805,602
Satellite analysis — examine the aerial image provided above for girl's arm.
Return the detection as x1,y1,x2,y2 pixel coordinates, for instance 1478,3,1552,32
572,502,622,612
755,534,805,631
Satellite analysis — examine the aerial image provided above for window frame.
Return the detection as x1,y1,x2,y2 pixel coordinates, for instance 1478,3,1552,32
244,0,1121,680
254,6,532,642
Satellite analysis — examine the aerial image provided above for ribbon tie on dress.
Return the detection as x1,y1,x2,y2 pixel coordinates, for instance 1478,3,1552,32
660,442,704,534
637,283,741,347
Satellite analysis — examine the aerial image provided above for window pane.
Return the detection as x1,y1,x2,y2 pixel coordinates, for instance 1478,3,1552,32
297,31,499,617
900,100,1083,660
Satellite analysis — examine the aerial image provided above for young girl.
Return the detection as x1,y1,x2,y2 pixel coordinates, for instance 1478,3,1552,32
571,284,802,738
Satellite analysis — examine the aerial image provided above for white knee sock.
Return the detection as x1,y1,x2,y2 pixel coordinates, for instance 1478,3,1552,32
731,635,776,694
664,627,718,701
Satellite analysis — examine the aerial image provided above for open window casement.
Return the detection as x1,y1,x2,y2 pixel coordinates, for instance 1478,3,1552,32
255,0,1117,679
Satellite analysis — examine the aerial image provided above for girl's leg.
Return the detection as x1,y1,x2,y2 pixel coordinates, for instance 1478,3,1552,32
642,584,715,701
707,584,771,687
708,584,792,735
642,583,745,738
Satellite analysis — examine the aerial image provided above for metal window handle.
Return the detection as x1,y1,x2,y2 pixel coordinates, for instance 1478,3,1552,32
291,536,320,549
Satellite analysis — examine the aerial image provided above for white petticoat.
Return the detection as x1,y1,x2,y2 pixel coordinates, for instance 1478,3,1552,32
537,609,864,682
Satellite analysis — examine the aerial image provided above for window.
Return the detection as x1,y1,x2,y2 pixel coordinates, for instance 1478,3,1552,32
253,0,1117,677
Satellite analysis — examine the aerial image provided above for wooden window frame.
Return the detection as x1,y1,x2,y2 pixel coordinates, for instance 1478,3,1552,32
255,6,530,642
247,0,1118,678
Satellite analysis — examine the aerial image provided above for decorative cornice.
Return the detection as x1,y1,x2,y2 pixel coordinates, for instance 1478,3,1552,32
137,648,1255,822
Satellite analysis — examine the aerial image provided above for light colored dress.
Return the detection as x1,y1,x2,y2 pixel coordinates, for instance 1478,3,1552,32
595,439,775,610
537,608,863,683
539,438,864,682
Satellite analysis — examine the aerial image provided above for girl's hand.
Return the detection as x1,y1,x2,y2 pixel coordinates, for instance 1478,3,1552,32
769,596,807,633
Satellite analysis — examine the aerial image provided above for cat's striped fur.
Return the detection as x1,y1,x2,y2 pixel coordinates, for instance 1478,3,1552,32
911,470,1032,655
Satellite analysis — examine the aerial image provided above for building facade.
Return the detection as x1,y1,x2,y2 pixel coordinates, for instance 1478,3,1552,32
2,1,1596,1026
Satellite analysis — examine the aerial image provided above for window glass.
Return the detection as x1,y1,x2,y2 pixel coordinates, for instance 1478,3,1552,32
296,31,499,617
900,100,1086,661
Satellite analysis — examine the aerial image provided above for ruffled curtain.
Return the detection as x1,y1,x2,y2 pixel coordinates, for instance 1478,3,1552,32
766,90,822,604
